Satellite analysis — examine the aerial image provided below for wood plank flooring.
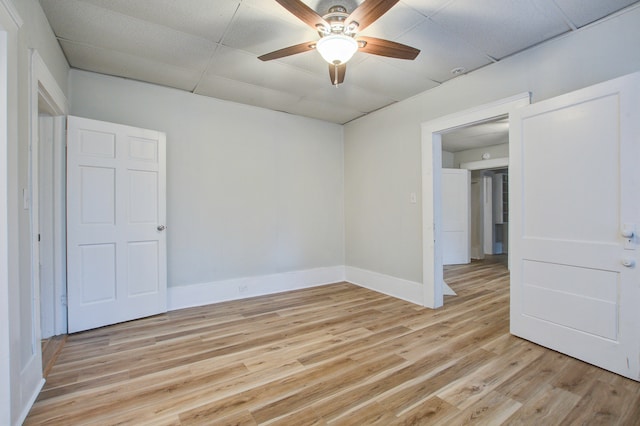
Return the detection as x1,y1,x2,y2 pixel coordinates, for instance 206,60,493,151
41,334,68,378
26,257,640,425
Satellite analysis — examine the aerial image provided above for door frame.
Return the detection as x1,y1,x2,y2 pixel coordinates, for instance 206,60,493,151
29,49,68,340
0,17,12,426
421,93,529,308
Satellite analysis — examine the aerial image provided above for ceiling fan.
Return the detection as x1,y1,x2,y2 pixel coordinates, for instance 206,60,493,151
258,0,420,86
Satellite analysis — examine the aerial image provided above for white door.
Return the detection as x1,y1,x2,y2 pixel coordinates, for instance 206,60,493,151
67,116,167,333
510,73,640,381
442,168,470,265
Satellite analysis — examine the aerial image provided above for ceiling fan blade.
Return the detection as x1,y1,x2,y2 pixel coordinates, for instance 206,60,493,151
357,36,420,60
258,41,316,61
346,0,400,32
275,0,330,31
329,63,346,85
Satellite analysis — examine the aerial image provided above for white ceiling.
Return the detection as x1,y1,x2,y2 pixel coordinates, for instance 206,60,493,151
40,0,640,124
442,116,509,152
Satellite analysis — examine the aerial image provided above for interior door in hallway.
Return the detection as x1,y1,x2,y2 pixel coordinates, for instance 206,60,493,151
510,72,640,381
442,168,470,265
67,116,167,333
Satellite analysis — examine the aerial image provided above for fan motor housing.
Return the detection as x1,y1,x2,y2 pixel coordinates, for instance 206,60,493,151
320,5,354,35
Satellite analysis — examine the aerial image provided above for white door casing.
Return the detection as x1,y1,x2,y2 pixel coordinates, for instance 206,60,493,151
421,93,530,308
510,72,640,381
442,168,470,265
67,116,167,333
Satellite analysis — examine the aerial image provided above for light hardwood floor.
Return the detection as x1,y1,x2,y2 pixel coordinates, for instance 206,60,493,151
26,257,640,425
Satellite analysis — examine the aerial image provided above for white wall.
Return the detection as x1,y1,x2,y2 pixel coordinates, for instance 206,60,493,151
344,5,640,284
442,151,454,168
1,0,69,424
69,70,345,298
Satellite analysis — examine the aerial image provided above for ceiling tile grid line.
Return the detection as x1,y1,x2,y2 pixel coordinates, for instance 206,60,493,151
79,0,244,43
42,0,226,49
428,0,573,61
548,0,579,31
192,2,244,95
58,39,207,92
41,0,220,71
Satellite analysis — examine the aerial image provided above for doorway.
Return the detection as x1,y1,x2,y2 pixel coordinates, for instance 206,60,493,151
420,93,530,309
29,50,68,344
441,116,510,267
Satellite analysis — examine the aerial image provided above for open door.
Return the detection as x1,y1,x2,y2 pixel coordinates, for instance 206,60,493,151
510,72,640,380
67,116,167,333
442,168,470,265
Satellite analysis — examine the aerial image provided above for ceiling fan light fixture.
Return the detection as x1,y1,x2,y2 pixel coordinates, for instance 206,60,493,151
316,34,358,65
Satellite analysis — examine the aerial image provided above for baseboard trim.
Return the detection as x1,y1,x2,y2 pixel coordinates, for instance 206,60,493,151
345,266,424,306
17,378,44,426
168,266,346,311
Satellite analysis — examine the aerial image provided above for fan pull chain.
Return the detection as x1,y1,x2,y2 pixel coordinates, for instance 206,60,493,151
334,64,339,86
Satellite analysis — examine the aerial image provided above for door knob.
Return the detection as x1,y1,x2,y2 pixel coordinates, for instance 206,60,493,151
621,258,635,268
157,225,166,231
621,227,634,239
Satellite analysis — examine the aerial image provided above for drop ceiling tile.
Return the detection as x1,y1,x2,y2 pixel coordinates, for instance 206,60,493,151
346,57,440,100
195,73,304,114
41,0,217,70
358,2,427,40
286,97,365,124
59,40,201,91
221,2,318,55
442,118,510,151
401,0,458,18
553,0,639,27
381,18,492,83
431,0,571,59
206,46,327,96
302,77,395,112
242,0,321,27
78,0,241,42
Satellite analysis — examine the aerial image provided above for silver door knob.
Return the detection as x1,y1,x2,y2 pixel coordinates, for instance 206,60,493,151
157,225,166,231
621,258,635,268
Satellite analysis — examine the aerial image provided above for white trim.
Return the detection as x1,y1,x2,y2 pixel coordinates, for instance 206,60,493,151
168,266,345,311
51,116,66,335
31,51,68,115
16,378,44,426
29,49,68,338
0,0,21,28
460,157,509,171
421,93,530,308
0,26,11,426
345,266,423,306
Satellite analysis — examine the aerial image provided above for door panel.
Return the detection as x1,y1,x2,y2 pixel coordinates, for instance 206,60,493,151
128,170,158,223
127,241,159,296
80,166,115,224
442,168,470,265
67,116,167,333
80,243,116,303
510,73,640,380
